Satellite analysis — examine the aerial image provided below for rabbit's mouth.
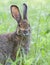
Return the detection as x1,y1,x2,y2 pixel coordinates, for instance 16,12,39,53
23,32,30,36
17,30,30,36
16,27,30,36
19,32,30,36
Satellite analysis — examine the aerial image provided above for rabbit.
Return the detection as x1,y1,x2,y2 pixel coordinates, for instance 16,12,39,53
0,3,31,65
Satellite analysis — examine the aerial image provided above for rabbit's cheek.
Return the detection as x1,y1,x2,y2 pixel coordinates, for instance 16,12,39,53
17,29,21,35
17,30,22,35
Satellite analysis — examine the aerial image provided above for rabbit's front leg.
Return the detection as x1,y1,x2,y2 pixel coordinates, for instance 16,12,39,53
5,62,12,65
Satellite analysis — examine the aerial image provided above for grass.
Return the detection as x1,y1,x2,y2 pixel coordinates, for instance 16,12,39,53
0,0,50,65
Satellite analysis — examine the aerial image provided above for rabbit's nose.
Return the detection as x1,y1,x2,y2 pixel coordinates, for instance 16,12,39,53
24,31,27,34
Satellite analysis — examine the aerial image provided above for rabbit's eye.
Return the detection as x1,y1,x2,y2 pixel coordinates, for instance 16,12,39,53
18,23,22,27
18,24,20,27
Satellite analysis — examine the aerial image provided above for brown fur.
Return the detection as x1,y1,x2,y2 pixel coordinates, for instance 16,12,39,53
0,3,31,65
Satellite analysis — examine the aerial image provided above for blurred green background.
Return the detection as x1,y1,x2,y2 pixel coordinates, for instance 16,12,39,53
0,0,50,65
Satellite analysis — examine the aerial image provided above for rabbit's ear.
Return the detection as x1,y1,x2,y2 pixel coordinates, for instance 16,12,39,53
10,5,22,23
23,3,27,20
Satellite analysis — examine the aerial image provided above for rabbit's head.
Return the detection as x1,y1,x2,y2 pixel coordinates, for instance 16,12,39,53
10,3,30,36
